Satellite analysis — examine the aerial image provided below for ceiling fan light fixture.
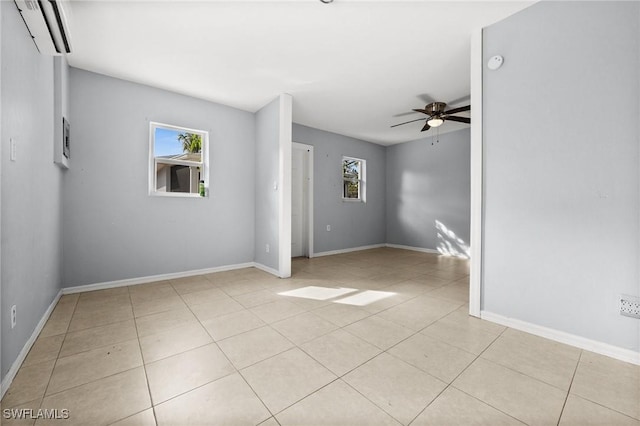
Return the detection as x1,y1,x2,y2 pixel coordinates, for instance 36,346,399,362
427,117,444,127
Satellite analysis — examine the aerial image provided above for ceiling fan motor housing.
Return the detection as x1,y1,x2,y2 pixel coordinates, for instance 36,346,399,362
425,102,447,116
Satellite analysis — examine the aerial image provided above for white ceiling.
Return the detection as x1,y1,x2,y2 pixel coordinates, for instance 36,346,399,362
66,0,532,145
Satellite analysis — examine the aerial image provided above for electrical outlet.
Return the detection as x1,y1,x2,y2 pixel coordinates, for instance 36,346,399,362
620,295,640,319
326,225,331,231
265,244,270,253
11,305,17,328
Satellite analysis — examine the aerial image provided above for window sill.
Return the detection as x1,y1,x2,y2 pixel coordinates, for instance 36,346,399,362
149,192,206,199
342,198,365,203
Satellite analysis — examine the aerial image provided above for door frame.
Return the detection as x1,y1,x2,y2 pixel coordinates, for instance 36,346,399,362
292,142,314,258
469,29,483,318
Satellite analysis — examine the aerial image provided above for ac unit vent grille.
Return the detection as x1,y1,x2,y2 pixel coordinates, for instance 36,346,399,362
24,0,38,10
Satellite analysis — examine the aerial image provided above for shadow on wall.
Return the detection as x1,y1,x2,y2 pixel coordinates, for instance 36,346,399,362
435,220,469,259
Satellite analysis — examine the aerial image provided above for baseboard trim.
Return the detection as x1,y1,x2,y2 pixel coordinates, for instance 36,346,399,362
62,262,256,295
253,263,283,278
1,289,63,399
312,244,386,258
385,243,441,255
481,311,640,366
3,261,273,397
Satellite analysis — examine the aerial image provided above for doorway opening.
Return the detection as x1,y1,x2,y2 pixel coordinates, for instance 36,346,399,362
291,142,314,258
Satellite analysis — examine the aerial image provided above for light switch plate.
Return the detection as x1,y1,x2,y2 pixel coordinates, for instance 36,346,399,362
10,138,17,161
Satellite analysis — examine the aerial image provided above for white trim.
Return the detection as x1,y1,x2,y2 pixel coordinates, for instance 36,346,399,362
155,158,203,168
0,1,3,395
481,311,640,366
254,262,282,278
1,290,62,399
307,146,314,259
385,244,441,255
341,156,366,202
292,142,315,259
148,192,203,199
313,244,386,258
62,262,255,294
469,28,484,318
148,121,209,197
278,94,293,278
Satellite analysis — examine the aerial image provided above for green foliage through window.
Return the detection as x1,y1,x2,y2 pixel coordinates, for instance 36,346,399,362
178,133,202,154
342,157,364,200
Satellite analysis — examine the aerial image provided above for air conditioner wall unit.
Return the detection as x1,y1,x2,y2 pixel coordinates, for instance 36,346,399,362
15,0,72,55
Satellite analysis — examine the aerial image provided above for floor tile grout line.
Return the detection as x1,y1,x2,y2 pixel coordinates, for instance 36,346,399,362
214,262,470,389
141,338,214,365
34,363,144,401
296,337,382,379
60,316,134,337
405,324,510,425
168,263,445,421
145,370,238,410
339,379,409,425
169,279,278,423
378,303,469,354
564,391,640,422
172,274,300,373
16,251,583,425
54,320,138,360
556,349,583,426
475,347,580,395
350,301,489,387
26,291,138,405
429,324,591,425
221,325,297,371
449,387,528,426
105,408,152,426
236,367,337,421
260,376,343,420
125,285,158,426
38,294,80,407
325,329,455,425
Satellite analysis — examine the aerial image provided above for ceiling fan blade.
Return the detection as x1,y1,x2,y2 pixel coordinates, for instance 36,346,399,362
393,111,420,118
390,118,426,128
445,116,471,124
444,105,471,115
417,93,436,105
421,122,431,132
447,94,471,106
412,109,430,114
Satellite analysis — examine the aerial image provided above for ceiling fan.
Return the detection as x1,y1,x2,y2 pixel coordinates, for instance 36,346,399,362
391,102,471,132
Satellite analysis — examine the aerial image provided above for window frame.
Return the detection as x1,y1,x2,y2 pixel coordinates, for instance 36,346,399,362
148,121,209,198
341,156,366,202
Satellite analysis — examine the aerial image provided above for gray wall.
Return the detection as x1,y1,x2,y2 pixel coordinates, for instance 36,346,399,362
386,129,470,255
254,98,281,270
1,1,64,376
64,69,256,286
483,1,639,351
293,124,386,254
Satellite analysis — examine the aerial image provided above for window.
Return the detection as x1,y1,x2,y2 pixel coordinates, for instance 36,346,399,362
149,122,208,197
342,156,366,201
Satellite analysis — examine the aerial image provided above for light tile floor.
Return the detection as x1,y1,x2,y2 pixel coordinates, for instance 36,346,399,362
2,248,639,425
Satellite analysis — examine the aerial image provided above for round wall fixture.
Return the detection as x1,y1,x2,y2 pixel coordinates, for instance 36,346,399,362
487,55,504,70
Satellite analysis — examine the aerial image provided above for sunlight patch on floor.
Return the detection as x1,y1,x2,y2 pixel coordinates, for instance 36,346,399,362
278,286,358,301
334,290,396,306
